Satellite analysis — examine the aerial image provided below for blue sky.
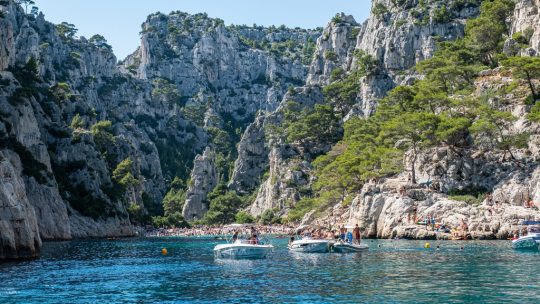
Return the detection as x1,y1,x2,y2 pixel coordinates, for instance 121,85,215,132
33,0,372,60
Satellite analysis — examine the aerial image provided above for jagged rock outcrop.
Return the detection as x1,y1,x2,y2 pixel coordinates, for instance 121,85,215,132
511,0,540,53
182,147,218,221
306,171,540,240
250,146,312,216
0,150,41,259
307,13,360,86
228,115,268,194
124,11,320,118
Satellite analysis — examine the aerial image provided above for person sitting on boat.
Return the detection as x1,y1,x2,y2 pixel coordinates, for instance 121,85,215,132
249,233,258,245
326,230,335,240
353,224,362,245
303,230,312,238
289,236,295,245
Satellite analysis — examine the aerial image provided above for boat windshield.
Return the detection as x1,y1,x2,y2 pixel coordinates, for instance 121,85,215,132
527,226,540,233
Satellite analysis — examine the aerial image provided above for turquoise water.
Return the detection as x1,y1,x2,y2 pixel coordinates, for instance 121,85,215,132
1,238,540,303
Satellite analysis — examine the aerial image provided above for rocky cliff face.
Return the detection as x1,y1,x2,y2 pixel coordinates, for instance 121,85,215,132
1,0,540,259
235,0,540,241
0,150,41,259
235,0,486,218
0,0,322,259
182,147,218,221
511,0,540,54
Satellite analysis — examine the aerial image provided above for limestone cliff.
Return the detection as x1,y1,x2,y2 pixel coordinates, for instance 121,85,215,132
2,0,540,260
182,147,218,221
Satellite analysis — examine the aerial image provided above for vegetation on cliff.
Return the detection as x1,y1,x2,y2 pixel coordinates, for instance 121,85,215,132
287,0,537,222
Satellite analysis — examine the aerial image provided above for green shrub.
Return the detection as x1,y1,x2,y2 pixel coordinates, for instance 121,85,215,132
324,50,338,62
372,3,389,17
235,211,255,224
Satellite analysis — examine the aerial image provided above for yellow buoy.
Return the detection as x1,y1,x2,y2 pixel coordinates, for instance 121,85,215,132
424,242,431,249
161,248,168,255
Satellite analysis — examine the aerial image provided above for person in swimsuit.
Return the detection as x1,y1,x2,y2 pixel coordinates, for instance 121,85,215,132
339,225,346,241
353,224,361,245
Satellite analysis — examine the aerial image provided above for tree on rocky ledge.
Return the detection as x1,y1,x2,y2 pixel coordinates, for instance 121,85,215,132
379,112,440,184
503,56,540,103
113,158,140,206
56,22,78,39
89,34,112,50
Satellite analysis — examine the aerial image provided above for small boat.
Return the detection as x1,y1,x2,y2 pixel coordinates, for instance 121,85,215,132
512,221,540,250
214,239,273,259
288,225,333,253
214,225,273,259
288,237,333,253
332,241,369,253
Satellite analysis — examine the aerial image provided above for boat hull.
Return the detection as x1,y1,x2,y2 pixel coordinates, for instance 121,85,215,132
512,237,540,250
214,244,273,259
332,243,369,253
289,240,332,253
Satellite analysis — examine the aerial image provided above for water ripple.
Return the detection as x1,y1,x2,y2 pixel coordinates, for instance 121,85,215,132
0,238,539,303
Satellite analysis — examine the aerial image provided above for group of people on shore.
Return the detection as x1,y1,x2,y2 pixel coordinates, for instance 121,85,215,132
145,224,294,238
146,223,364,245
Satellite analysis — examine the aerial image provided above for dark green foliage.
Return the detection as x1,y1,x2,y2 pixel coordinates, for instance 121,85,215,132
8,58,39,105
433,5,451,23
152,212,190,228
48,82,73,103
448,186,489,205
259,209,281,225
91,120,115,157
324,50,338,62
372,3,389,17
154,135,196,182
502,56,540,102
152,78,183,106
89,34,112,50
465,0,515,66
235,211,254,224
162,177,186,216
181,103,207,126
51,160,111,219
56,22,78,39
204,190,245,225
285,103,342,149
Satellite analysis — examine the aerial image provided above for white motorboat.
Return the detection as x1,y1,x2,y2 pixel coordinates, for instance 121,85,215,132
214,239,273,259
512,221,540,250
332,241,369,253
288,237,333,253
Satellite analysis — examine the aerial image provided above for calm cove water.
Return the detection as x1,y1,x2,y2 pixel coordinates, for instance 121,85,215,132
1,237,539,303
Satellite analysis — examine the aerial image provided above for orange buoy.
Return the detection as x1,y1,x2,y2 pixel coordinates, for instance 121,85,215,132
161,248,168,255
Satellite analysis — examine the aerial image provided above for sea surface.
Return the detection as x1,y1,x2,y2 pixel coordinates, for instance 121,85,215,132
1,237,540,303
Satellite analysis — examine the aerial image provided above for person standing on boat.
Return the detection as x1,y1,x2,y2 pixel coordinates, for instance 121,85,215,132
339,225,346,241
353,224,362,245
231,231,239,243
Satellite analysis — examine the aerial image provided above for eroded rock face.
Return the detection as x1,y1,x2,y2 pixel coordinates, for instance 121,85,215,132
182,147,218,221
124,11,320,119
0,150,41,259
228,115,268,194
511,0,540,53
304,164,540,240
